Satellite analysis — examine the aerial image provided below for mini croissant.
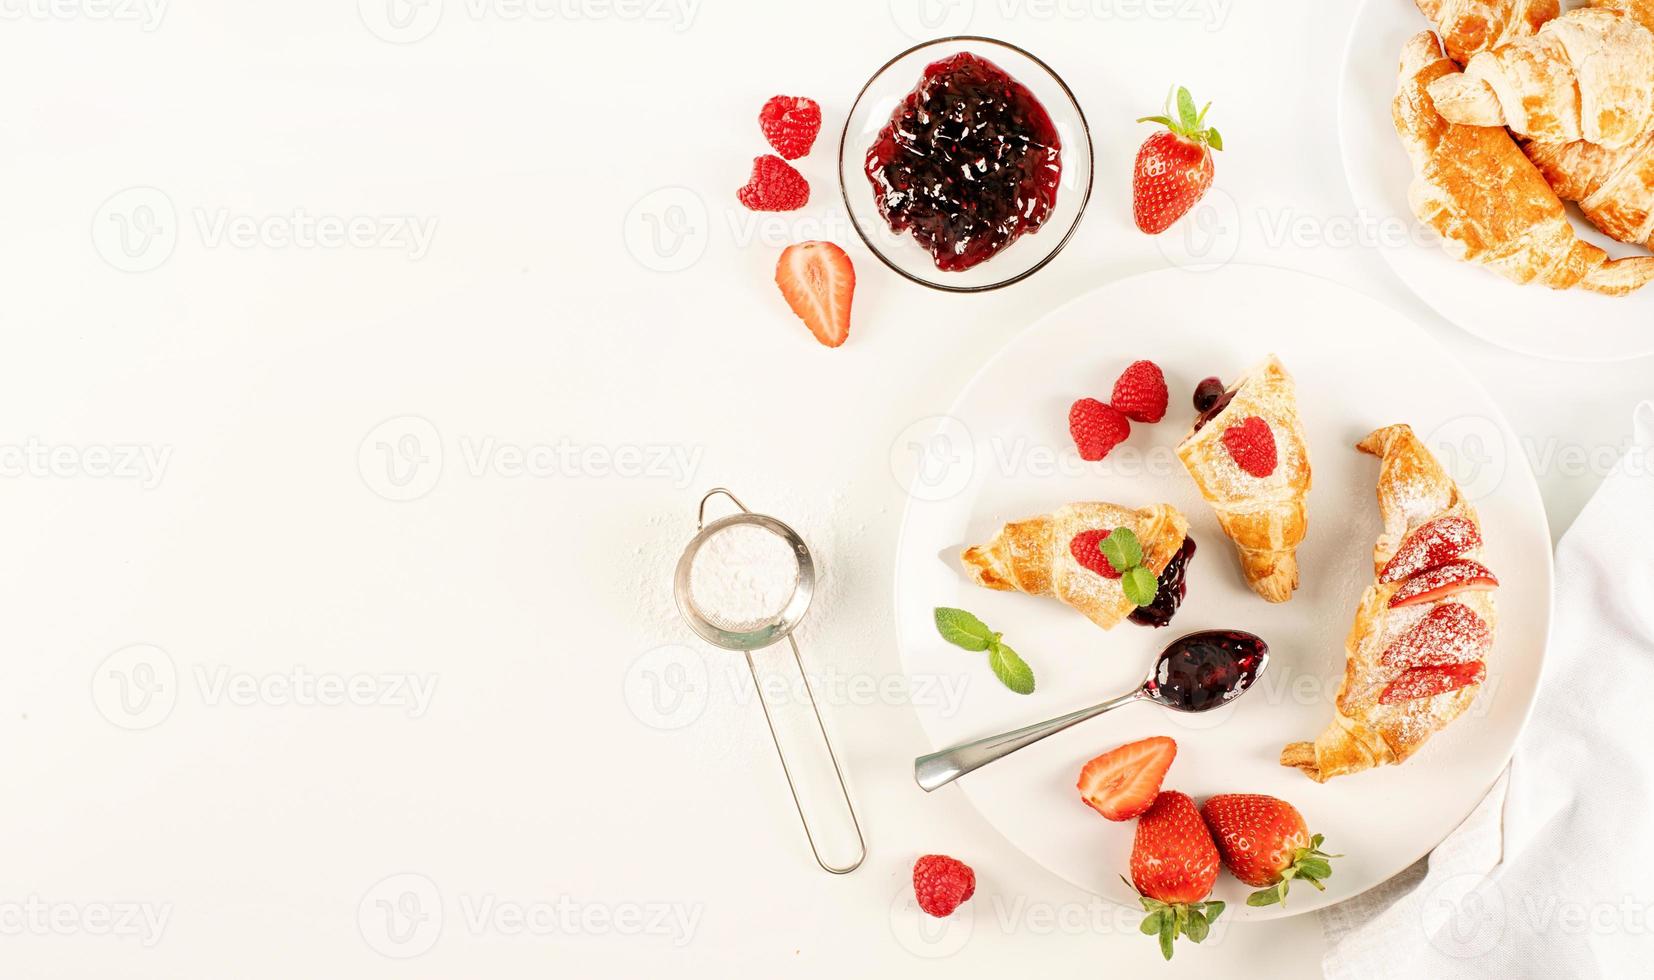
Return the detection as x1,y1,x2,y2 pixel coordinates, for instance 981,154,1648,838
961,502,1189,631
1413,0,1559,64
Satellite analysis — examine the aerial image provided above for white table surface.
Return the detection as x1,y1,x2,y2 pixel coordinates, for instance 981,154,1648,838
2,0,1645,976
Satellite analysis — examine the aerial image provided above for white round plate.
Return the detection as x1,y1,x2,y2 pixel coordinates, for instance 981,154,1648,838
1338,0,1654,362
893,265,1552,919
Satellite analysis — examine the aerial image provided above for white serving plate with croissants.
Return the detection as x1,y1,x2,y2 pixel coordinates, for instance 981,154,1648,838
1339,0,1654,361
892,265,1553,918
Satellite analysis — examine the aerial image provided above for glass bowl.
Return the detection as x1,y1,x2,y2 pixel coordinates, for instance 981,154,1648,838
838,36,1094,293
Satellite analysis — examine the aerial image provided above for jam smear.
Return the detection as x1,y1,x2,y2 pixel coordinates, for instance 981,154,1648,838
1129,536,1196,628
1147,629,1267,711
1191,386,1236,433
864,51,1062,272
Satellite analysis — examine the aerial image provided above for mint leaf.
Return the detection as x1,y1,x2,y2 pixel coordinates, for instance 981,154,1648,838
934,607,993,651
1099,527,1143,573
1122,566,1159,607
987,641,1035,695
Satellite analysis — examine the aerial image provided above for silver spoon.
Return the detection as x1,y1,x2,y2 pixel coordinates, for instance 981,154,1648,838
914,629,1269,792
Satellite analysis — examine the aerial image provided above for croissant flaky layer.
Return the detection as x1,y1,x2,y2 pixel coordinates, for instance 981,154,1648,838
1176,355,1310,604
1426,7,1654,149
960,502,1188,631
1281,425,1497,782
1415,0,1559,64
1395,31,1654,295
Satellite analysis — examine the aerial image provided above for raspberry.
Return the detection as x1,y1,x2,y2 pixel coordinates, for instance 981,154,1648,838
758,95,822,160
1069,398,1130,461
1220,416,1277,477
737,155,809,212
1069,529,1123,579
1111,360,1168,423
913,854,975,918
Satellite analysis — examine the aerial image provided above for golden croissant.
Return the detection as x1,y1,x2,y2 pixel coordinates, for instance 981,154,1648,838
1426,6,1654,149
1281,425,1498,782
960,502,1189,631
1395,31,1654,294
1176,355,1310,604
1414,0,1559,64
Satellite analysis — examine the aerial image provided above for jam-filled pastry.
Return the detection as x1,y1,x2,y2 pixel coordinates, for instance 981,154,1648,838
1177,355,1311,604
1281,425,1499,782
961,502,1190,631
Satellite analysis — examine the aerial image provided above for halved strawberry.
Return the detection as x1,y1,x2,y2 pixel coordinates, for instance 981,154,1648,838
1388,559,1499,608
1077,736,1176,821
1379,516,1482,583
774,241,854,348
1379,660,1486,704
1380,603,1492,668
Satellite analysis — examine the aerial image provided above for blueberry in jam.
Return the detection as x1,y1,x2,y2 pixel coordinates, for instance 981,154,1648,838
1147,629,1268,711
1129,536,1196,628
864,51,1062,272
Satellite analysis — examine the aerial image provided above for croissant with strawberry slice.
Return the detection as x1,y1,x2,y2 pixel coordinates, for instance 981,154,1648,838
1281,424,1498,782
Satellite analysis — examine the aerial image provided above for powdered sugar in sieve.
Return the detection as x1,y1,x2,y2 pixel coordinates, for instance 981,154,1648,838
687,523,801,632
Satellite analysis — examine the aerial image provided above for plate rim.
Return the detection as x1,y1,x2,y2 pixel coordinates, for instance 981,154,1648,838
891,262,1556,919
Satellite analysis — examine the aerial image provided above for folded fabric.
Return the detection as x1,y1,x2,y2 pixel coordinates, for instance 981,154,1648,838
1319,402,1654,978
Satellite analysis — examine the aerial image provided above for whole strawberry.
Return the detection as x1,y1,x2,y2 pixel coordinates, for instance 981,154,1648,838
1132,87,1222,235
1200,794,1338,907
912,854,975,918
1126,790,1224,960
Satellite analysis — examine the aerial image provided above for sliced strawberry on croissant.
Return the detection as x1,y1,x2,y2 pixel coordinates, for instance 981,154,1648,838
1381,603,1493,668
1380,516,1482,583
1388,559,1499,608
1379,660,1486,704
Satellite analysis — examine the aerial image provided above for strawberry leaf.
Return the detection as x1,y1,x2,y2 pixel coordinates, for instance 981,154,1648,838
1140,909,1163,935
1136,114,1175,127
1184,909,1210,943
1176,87,1198,131
1207,127,1223,151
1157,913,1175,960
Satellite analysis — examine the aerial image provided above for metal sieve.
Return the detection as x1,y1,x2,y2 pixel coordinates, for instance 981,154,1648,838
671,488,866,875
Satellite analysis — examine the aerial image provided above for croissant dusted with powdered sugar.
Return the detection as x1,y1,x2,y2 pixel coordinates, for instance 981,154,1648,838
1394,31,1654,294
1414,0,1559,64
1281,425,1498,783
1176,355,1310,604
960,502,1188,631
1426,6,1654,149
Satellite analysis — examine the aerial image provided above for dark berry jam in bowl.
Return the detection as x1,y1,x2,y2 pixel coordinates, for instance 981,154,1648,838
839,36,1094,292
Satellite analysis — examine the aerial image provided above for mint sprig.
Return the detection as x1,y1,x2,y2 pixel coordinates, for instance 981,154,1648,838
933,607,1035,695
1099,528,1161,608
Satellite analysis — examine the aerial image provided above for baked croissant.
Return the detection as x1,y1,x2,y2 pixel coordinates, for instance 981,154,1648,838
1526,132,1654,245
1281,425,1498,783
961,502,1189,631
1426,7,1654,149
1176,356,1310,604
1395,31,1654,295
1414,0,1559,64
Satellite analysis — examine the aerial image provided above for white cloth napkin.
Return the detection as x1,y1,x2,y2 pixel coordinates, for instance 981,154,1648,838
1318,402,1654,978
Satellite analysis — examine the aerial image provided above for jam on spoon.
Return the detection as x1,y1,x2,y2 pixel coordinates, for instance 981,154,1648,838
864,51,1063,272
913,628,1269,791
